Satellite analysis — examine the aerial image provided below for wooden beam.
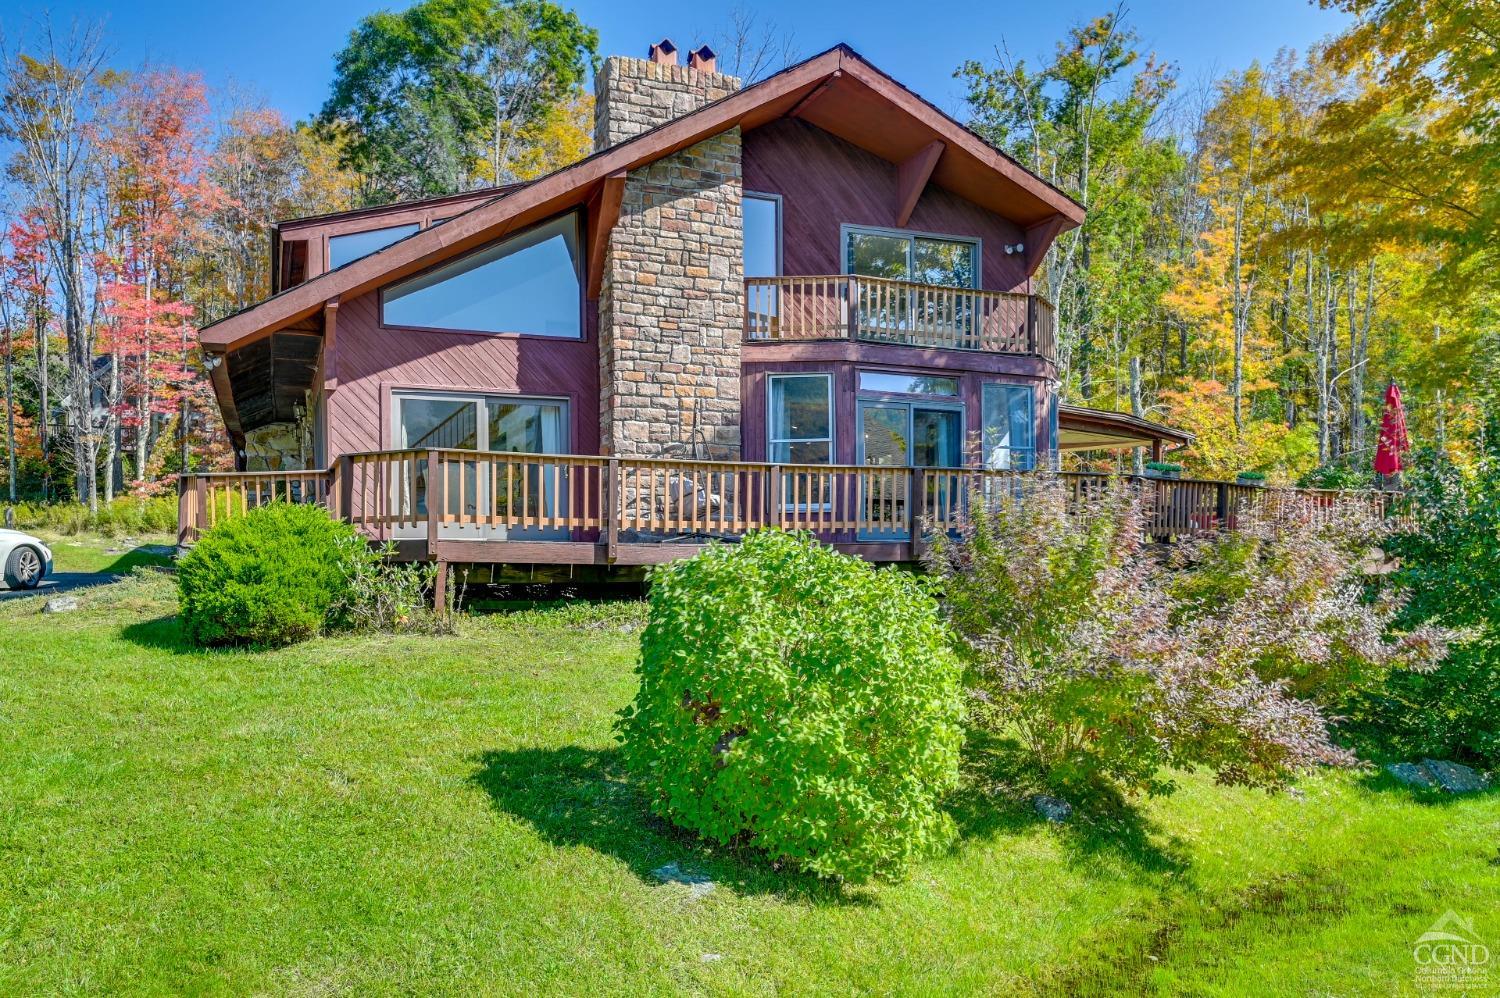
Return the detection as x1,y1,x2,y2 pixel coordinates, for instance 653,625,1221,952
787,70,841,119
586,171,626,300
1024,215,1067,276
322,298,340,392
895,140,944,227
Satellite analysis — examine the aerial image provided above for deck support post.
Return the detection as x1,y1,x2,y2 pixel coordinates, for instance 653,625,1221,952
606,458,619,562
769,465,783,530
1215,482,1230,531
177,475,198,545
910,467,926,562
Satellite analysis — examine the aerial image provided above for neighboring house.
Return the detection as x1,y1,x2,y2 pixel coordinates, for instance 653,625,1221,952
189,41,1189,569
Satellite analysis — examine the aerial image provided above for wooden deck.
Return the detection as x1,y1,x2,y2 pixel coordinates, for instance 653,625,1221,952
177,452,1399,574
744,274,1056,361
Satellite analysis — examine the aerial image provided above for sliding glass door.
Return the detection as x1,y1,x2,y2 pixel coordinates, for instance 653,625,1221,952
393,392,569,539
856,398,963,539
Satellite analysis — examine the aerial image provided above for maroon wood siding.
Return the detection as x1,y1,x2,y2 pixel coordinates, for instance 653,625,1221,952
743,118,1031,294
324,290,600,458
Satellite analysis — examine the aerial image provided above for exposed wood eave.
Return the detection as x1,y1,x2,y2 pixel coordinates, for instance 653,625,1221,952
1057,404,1192,452
199,44,1084,356
585,171,626,299
895,140,945,227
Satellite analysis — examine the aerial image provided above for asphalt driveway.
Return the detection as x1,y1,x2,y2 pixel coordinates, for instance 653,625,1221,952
0,572,124,603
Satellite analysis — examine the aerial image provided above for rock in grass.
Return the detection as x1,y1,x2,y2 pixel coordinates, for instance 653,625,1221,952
1422,759,1488,793
651,861,715,900
41,596,79,614
1384,762,1437,788
1032,795,1073,823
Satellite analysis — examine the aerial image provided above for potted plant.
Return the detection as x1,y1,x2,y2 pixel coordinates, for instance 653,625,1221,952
1236,470,1267,487
1144,460,1183,480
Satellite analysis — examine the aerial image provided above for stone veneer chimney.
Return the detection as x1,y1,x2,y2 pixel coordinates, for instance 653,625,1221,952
594,41,747,460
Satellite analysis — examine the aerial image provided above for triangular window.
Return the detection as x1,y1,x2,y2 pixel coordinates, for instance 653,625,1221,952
381,211,582,338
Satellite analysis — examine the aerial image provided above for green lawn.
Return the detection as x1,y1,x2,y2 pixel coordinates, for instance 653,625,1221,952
2,572,1497,995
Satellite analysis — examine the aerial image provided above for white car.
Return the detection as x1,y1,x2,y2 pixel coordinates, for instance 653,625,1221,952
0,529,53,589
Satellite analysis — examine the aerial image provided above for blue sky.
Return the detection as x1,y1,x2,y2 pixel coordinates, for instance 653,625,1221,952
1,0,1349,122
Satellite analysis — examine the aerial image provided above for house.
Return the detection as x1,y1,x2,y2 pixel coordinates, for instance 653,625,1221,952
187,41,1190,575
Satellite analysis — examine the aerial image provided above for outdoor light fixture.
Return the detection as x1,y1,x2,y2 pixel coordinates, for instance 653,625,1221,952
1004,242,1026,255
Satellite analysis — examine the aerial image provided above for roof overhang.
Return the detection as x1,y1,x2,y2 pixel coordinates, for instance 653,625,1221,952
198,44,1083,358
1057,405,1192,452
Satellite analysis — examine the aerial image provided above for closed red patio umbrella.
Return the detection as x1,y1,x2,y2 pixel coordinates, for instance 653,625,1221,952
1374,381,1410,478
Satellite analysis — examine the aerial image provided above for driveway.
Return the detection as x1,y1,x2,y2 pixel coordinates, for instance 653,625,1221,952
0,572,124,603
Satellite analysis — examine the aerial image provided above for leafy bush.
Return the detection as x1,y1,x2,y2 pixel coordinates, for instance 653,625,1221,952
334,536,454,635
616,530,963,883
11,496,178,537
178,503,369,647
931,477,1443,799
1297,462,1375,491
1235,470,1266,482
1144,460,1183,473
1341,435,1500,766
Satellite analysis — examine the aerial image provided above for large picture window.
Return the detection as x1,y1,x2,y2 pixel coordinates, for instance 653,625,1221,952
381,212,583,337
767,374,833,464
983,383,1035,470
329,223,419,269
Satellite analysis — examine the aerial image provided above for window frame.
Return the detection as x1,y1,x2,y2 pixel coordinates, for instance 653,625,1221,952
377,210,587,341
743,191,783,278
839,223,982,289
328,222,421,270
391,389,572,454
981,381,1037,471
766,372,835,466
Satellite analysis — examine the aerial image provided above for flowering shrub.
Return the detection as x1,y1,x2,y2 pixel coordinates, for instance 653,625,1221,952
930,477,1445,798
616,530,963,883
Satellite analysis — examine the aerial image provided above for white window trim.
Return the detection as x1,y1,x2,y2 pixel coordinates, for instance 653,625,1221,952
839,223,982,288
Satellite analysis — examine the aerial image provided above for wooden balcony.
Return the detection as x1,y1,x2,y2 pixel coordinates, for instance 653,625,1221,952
178,452,1400,570
744,274,1057,362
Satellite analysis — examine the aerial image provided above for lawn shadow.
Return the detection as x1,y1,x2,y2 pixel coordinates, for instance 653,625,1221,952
953,730,1192,878
120,614,198,653
468,746,870,906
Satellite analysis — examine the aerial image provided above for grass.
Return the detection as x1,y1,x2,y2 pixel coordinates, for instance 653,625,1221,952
2,572,1498,995
30,530,178,576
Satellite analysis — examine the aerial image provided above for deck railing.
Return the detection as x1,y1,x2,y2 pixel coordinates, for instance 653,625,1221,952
178,453,1404,563
744,274,1057,363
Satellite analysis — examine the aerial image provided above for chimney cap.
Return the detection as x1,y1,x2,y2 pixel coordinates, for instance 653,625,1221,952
648,39,678,65
688,45,717,73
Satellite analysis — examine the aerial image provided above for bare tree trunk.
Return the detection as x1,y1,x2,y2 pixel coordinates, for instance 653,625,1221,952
1231,195,1245,434
104,350,119,502
3,318,15,503
33,307,49,501
1129,355,1144,475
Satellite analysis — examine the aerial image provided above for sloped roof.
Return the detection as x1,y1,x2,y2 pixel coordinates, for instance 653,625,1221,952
200,43,1083,353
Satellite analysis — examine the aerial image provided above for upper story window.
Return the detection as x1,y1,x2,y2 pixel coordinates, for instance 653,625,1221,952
329,222,420,269
744,193,781,278
380,211,582,338
843,225,978,288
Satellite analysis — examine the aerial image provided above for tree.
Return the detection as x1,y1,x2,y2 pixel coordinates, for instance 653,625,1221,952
0,23,111,508
958,7,1178,403
320,0,597,202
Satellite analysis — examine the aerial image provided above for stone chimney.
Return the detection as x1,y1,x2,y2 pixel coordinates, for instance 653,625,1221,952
594,40,746,460
593,39,741,151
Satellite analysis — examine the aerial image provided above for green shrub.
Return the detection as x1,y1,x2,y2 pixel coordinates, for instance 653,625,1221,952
616,530,963,883
178,503,369,647
1341,434,1500,767
334,536,454,635
12,496,178,537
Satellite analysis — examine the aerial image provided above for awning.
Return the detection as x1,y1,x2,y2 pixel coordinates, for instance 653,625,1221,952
1057,404,1191,453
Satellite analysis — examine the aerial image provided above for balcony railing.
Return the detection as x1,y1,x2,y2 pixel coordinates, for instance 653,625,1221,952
744,274,1057,362
178,453,1402,567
